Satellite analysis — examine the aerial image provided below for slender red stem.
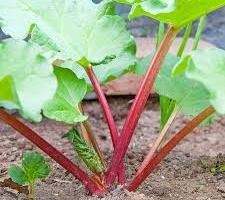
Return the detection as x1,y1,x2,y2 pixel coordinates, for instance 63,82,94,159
0,109,104,194
128,106,215,191
85,66,125,185
105,27,178,186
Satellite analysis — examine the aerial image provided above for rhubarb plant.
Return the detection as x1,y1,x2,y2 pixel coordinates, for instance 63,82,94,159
0,0,225,197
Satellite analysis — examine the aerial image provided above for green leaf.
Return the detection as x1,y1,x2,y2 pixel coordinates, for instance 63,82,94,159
43,67,87,124
0,0,132,64
8,165,28,185
173,48,225,114
127,0,225,28
135,53,211,117
31,26,59,52
0,75,19,110
134,55,151,76
0,39,57,122
22,152,50,182
154,54,211,117
59,37,136,91
135,52,177,76
66,128,104,173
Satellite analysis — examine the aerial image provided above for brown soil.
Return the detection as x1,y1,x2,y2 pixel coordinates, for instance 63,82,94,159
1,96,225,200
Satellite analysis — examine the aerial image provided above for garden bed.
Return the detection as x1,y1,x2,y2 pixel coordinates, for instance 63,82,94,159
1,96,225,200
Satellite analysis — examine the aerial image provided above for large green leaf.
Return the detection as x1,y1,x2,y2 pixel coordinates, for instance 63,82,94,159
135,52,177,76
0,39,57,122
125,0,225,28
0,0,132,64
173,48,225,114
58,37,136,91
135,53,210,116
43,67,87,124
31,26,59,52
154,54,210,116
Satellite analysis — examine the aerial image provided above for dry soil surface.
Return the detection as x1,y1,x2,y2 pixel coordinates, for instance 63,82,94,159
1,97,225,200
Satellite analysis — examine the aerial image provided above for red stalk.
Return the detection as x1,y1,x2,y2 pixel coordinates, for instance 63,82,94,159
105,26,178,186
85,66,125,185
128,106,215,191
137,106,179,174
0,109,104,194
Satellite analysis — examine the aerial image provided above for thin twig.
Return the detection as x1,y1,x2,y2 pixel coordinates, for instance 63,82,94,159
0,178,29,195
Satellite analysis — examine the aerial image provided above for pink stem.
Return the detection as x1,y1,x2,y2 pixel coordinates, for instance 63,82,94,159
0,109,104,194
137,106,179,174
85,66,125,185
105,27,177,186
128,106,215,191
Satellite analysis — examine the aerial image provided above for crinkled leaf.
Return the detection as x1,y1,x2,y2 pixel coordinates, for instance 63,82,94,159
66,128,104,173
22,152,50,181
8,166,28,185
0,0,132,64
127,0,225,28
31,26,58,52
0,75,19,110
58,37,136,91
173,48,225,114
30,26,64,62
0,39,57,122
93,52,135,84
43,67,87,124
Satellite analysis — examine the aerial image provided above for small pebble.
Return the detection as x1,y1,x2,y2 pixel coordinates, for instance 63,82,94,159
18,139,26,149
8,134,17,141
25,144,33,151
8,154,16,162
